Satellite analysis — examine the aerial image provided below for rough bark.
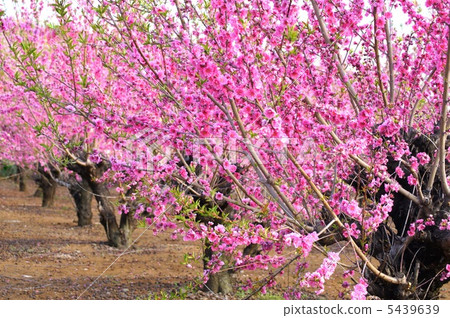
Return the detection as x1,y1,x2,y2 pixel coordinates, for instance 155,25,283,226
182,158,236,294
92,179,127,247
33,187,43,197
118,187,139,248
41,181,57,207
67,175,93,226
203,243,233,294
17,166,26,192
36,164,59,208
67,157,136,248
118,208,137,248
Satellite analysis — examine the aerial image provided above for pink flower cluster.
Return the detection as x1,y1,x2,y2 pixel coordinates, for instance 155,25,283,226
439,216,450,231
378,118,401,138
283,232,319,258
351,278,369,300
343,223,361,239
408,215,435,236
440,264,450,281
300,252,340,295
341,200,363,221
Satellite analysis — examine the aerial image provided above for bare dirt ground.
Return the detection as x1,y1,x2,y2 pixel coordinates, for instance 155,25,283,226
0,179,448,300
0,179,205,299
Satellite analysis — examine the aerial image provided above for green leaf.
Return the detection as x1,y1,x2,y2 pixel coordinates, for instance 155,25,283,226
286,26,299,43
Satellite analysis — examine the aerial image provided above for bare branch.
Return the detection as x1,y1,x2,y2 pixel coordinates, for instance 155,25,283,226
174,0,187,30
439,26,450,195
384,18,395,103
373,8,389,108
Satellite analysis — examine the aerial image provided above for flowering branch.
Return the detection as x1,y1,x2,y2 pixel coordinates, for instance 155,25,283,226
373,7,389,109
286,150,408,286
310,0,360,113
428,25,450,197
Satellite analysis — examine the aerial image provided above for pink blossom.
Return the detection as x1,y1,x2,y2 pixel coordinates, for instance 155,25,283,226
407,174,418,186
440,264,450,281
417,152,430,165
227,130,239,139
417,222,425,232
425,215,435,226
300,232,319,257
343,222,361,239
410,157,419,170
206,231,219,242
407,223,416,237
300,252,340,295
183,229,201,241
223,160,237,172
439,216,450,230
345,200,363,220
395,166,405,178
215,192,224,200
217,75,228,86
118,204,129,215
214,224,226,234
198,156,207,166
283,232,318,257
93,118,104,133
65,105,76,112
351,278,368,300
378,118,401,138
263,108,277,119
179,167,188,179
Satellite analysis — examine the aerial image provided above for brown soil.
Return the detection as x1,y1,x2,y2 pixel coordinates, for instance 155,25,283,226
0,179,205,299
0,179,448,300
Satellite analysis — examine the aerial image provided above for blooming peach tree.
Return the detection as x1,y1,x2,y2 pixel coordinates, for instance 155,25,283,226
1,0,450,299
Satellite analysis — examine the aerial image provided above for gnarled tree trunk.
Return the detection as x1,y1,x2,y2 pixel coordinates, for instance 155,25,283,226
182,158,236,294
68,175,93,226
68,157,136,248
17,166,26,192
36,164,59,208
203,242,233,294
41,180,57,207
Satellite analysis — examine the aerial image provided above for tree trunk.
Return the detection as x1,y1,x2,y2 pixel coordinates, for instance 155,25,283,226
91,180,128,248
33,187,43,197
119,209,137,248
17,166,26,192
203,243,233,294
36,164,59,208
205,271,233,294
182,164,235,294
12,165,19,183
41,179,57,207
68,176,93,226
68,158,136,248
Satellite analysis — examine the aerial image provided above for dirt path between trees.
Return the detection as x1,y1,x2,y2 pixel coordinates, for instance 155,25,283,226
0,179,448,299
0,179,205,299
